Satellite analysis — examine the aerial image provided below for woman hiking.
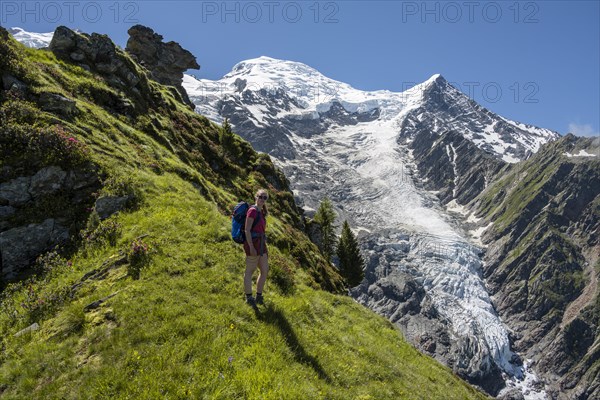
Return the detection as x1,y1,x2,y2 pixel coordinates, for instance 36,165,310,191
243,189,269,306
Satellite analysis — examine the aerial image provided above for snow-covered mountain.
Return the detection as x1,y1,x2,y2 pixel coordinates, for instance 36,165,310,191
184,56,558,163
7,27,54,49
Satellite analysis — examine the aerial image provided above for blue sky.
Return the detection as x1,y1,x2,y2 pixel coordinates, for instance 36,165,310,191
2,1,599,137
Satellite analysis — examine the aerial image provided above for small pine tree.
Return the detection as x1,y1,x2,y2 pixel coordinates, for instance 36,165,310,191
337,220,365,287
219,118,235,155
314,198,337,263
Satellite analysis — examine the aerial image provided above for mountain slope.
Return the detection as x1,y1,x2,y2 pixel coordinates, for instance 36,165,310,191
471,134,600,399
0,27,487,399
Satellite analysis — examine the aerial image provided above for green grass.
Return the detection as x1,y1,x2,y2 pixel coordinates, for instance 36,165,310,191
0,174,486,399
0,29,487,399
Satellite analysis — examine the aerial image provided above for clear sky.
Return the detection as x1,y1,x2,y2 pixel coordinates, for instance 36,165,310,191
2,0,599,137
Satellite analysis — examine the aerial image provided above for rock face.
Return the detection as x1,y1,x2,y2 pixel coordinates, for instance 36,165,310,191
399,128,505,206
471,135,600,399
0,166,100,280
0,219,69,277
126,25,199,109
50,26,141,90
47,26,153,116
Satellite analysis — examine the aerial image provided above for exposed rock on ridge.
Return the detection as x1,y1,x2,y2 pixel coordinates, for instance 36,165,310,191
126,25,199,110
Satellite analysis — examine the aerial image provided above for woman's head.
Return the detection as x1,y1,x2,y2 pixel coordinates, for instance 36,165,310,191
255,189,269,216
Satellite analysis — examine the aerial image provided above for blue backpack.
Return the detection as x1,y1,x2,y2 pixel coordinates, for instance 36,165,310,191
231,201,261,244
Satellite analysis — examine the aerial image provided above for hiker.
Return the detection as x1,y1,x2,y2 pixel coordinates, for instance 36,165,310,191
244,189,269,306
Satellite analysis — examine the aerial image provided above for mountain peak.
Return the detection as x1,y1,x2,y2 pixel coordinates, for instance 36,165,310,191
427,73,446,84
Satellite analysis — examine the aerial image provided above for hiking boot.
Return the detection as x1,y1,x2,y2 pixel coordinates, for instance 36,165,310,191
256,294,264,305
245,296,257,307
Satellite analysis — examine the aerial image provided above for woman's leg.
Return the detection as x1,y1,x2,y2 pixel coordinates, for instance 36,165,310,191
256,255,269,293
244,256,259,294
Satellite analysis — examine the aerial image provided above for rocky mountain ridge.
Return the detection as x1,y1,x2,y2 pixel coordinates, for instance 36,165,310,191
470,134,600,399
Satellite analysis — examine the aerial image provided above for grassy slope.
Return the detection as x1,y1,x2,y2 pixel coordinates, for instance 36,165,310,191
0,31,487,399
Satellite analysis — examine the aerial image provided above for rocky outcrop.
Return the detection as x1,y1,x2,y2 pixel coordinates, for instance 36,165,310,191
0,165,100,281
471,134,600,399
48,26,152,116
50,26,140,89
126,25,199,109
0,219,69,278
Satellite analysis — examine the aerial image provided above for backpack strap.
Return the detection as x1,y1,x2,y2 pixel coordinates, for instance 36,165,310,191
249,205,261,229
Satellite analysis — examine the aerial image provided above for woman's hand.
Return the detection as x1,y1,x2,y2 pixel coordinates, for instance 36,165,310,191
249,247,257,257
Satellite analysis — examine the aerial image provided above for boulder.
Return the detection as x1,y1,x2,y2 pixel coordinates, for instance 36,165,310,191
95,196,129,220
1,73,27,92
39,93,77,116
0,219,69,279
0,177,32,206
29,166,67,198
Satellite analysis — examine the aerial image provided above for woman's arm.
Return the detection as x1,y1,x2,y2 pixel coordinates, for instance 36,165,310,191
245,216,256,255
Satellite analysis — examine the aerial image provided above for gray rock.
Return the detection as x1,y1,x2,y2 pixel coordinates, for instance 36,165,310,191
0,219,69,279
0,177,32,206
14,323,40,337
1,73,27,91
64,170,98,191
126,25,199,109
0,206,16,219
39,93,77,116
29,166,67,198
70,51,85,61
95,196,129,220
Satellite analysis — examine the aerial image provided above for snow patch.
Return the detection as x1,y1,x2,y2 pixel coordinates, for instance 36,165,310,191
563,150,598,158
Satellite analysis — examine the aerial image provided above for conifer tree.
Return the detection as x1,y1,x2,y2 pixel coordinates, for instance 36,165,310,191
337,220,365,287
220,117,234,154
314,198,337,263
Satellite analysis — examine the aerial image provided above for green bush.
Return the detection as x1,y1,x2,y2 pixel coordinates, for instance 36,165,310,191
100,174,144,210
81,216,122,250
127,238,152,280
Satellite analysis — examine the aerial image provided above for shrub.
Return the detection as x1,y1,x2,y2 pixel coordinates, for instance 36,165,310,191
100,174,144,210
33,249,71,277
127,238,152,280
0,102,91,173
81,216,122,250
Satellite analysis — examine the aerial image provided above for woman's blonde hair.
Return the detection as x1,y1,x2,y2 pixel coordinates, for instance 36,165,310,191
255,189,269,217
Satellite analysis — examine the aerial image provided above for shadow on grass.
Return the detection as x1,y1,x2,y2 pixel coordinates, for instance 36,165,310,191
255,304,331,383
